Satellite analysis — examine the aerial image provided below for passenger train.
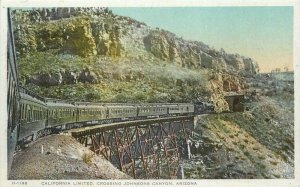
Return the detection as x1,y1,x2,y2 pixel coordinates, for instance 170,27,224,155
18,85,195,143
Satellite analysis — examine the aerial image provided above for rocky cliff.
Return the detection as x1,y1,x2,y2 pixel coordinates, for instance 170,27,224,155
12,7,259,112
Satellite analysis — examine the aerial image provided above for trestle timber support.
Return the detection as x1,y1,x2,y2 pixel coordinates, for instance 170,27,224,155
71,116,194,179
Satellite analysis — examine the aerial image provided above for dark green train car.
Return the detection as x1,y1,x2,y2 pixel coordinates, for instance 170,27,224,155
75,102,107,123
107,105,138,119
137,104,168,117
19,92,47,140
46,99,76,128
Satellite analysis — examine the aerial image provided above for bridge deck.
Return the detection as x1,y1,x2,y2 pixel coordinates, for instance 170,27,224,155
69,115,194,137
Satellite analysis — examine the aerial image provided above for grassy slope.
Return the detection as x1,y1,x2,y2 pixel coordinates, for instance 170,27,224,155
187,93,294,179
20,52,212,103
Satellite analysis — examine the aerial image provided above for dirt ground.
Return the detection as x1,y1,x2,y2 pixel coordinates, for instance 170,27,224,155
9,134,131,179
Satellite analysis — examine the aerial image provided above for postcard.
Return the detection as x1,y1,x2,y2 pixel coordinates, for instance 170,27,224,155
0,0,299,187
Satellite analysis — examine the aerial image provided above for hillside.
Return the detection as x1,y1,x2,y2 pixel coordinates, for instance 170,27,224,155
12,7,258,112
184,96,293,178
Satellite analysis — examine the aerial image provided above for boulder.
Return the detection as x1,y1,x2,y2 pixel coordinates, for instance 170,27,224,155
78,68,98,83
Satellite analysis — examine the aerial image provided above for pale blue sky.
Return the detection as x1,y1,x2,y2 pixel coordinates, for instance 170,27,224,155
111,7,293,72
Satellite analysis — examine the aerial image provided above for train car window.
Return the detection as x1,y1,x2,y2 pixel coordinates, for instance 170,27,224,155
32,107,35,122
23,104,26,120
34,108,36,122
28,107,32,123
28,108,32,122
37,108,39,120
24,106,27,122
24,104,28,121
32,108,34,122
36,108,39,121
20,104,24,120
20,104,23,120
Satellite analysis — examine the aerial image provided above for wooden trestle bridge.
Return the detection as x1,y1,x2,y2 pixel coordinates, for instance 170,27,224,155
69,116,195,179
